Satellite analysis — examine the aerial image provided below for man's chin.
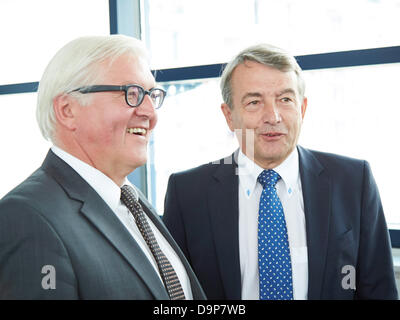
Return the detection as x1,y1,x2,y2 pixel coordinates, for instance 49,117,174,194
126,151,148,171
131,157,147,169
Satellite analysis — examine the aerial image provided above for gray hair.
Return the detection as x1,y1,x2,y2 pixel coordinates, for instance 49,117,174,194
220,43,305,109
36,35,148,142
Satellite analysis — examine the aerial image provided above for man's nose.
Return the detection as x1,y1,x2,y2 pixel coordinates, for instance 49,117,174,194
262,101,281,124
134,94,156,118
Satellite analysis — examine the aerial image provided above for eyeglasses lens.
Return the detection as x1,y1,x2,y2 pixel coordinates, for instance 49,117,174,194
127,86,141,107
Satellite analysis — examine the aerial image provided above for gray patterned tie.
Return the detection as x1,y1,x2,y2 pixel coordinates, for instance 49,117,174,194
120,185,186,300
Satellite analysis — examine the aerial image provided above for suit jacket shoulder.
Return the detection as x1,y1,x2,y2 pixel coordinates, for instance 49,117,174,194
170,153,237,188
299,146,366,174
298,145,398,299
0,150,206,300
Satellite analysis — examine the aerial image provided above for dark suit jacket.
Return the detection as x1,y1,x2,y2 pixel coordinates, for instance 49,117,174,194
163,146,398,300
0,150,205,300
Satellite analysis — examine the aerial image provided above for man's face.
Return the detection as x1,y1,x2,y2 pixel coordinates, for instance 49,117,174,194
221,60,307,169
71,54,157,184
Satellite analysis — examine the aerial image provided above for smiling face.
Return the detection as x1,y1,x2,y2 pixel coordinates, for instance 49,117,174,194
59,53,158,185
221,60,307,169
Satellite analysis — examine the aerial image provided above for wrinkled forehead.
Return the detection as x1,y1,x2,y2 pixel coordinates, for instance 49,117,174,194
95,54,155,87
232,62,300,96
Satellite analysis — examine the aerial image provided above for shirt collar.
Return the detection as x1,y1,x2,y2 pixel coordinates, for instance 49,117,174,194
274,147,300,197
237,150,264,198
237,147,300,198
51,145,138,212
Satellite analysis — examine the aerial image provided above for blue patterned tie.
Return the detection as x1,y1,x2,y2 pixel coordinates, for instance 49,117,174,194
257,169,293,300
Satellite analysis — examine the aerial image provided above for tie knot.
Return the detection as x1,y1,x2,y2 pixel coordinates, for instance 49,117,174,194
121,184,137,205
258,169,280,188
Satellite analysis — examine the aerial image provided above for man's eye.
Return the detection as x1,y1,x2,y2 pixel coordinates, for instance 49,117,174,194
244,100,262,111
281,97,292,103
248,100,260,105
128,91,138,98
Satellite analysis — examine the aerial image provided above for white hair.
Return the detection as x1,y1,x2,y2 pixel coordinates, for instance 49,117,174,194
220,43,305,109
36,35,149,142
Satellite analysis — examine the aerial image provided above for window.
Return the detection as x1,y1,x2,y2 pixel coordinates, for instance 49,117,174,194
0,0,109,197
0,0,399,239
145,0,400,69
0,93,51,196
0,0,109,84
149,64,400,228
150,79,237,211
143,0,400,230
300,63,400,227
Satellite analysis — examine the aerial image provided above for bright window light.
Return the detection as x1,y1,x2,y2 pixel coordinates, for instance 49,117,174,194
0,0,109,85
152,63,400,228
145,0,400,69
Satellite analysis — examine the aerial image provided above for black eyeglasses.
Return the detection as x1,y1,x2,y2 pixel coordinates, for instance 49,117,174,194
69,84,166,109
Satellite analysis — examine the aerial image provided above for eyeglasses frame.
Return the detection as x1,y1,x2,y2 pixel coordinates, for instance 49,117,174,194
69,84,166,109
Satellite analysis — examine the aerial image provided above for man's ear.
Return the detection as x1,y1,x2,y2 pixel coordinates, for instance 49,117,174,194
221,103,235,132
301,96,307,120
53,94,77,131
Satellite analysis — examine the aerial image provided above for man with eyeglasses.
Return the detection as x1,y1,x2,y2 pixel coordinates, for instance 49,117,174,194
0,35,205,300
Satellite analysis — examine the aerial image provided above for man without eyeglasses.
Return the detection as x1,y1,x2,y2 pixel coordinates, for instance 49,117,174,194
163,43,398,300
0,35,205,300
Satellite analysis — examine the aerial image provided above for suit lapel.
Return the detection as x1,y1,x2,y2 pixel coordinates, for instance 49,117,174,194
207,152,241,299
297,146,332,299
42,150,169,299
78,197,168,299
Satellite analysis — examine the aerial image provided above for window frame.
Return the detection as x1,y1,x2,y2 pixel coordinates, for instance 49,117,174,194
0,0,398,247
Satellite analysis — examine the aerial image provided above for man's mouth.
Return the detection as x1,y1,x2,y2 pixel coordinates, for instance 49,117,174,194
126,128,147,136
259,132,285,141
263,132,283,137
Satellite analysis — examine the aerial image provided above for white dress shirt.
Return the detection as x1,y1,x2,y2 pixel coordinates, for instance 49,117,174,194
51,146,193,299
237,148,308,300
